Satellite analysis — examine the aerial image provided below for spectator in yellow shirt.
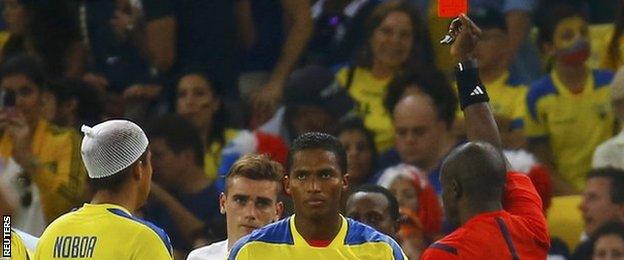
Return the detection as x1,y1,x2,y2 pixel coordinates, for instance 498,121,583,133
336,0,433,153
0,55,86,226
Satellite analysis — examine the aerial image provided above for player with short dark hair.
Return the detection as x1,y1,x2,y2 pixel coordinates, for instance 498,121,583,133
228,132,406,259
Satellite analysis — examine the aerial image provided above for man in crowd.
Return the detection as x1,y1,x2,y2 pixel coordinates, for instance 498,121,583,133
345,184,400,238
572,167,624,259
188,154,284,259
228,132,406,259
35,120,172,259
143,114,224,258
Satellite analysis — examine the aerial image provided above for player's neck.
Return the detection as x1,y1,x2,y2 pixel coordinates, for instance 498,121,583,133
460,201,502,225
91,189,138,213
295,214,342,242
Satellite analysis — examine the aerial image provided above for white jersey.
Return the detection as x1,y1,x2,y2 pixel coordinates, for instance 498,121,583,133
187,240,228,260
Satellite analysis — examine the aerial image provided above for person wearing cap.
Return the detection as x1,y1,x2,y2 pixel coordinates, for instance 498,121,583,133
34,120,173,259
260,65,354,145
593,66,624,170
0,54,86,235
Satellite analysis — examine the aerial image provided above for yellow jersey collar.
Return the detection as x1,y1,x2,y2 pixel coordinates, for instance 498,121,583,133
290,214,348,248
550,67,594,97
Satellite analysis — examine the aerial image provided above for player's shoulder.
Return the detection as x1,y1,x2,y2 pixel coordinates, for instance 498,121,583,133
228,217,293,259
592,69,615,88
106,208,173,252
345,218,406,259
528,74,558,98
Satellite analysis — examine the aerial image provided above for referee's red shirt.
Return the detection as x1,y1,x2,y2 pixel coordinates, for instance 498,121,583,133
421,172,550,259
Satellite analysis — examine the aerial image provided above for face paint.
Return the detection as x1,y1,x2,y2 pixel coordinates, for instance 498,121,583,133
553,16,590,66
558,39,590,66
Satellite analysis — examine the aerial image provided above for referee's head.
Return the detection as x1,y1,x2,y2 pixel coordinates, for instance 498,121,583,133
81,119,152,208
440,142,507,227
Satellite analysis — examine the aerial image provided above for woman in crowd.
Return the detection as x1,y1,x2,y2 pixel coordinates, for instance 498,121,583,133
336,0,432,153
176,71,239,181
337,116,378,189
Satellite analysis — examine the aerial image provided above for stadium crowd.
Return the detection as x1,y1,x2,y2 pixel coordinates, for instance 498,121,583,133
2,0,624,259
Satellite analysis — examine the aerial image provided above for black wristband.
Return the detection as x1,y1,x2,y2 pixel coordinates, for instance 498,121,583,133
455,64,489,110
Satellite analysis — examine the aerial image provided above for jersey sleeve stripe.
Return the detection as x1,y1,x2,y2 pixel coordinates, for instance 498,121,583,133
107,208,173,256
429,242,458,255
495,217,519,260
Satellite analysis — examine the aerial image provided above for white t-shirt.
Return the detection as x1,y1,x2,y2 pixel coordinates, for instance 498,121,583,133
187,240,228,260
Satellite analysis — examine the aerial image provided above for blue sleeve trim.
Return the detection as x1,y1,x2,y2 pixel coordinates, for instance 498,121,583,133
429,242,458,255
593,70,615,89
344,218,405,259
107,208,173,256
527,76,557,121
510,118,524,130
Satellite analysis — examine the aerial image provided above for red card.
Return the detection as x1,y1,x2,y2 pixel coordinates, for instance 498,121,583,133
438,0,468,18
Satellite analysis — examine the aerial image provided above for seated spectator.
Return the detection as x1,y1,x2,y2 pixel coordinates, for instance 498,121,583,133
144,114,224,259
528,3,615,194
306,0,380,66
188,154,284,260
381,70,459,194
45,79,104,131
463,8,529,149
1,0,86,79
336,0,433,153
0,55,86,235
260,65,353,145
175,71,239,182
590,221,624,260
337,116,379,188
573,168,624,259
593,66,624,170
345,184,400,238
377,164,442,259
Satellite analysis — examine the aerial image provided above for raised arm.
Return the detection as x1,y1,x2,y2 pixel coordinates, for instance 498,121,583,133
449,14,502,149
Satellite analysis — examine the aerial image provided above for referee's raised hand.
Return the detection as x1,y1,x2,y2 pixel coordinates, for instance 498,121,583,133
449,14,482,62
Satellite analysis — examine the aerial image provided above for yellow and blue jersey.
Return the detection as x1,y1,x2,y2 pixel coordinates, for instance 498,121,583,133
525,69,615,190
228,215,406,260
11,230,31,260
34,203,172,260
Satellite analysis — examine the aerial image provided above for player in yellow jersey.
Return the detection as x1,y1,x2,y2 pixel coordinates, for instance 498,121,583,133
228,132,407,259
34,120,172,259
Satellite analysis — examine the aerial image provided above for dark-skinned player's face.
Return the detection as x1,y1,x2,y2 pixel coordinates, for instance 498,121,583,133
285,149,349,220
